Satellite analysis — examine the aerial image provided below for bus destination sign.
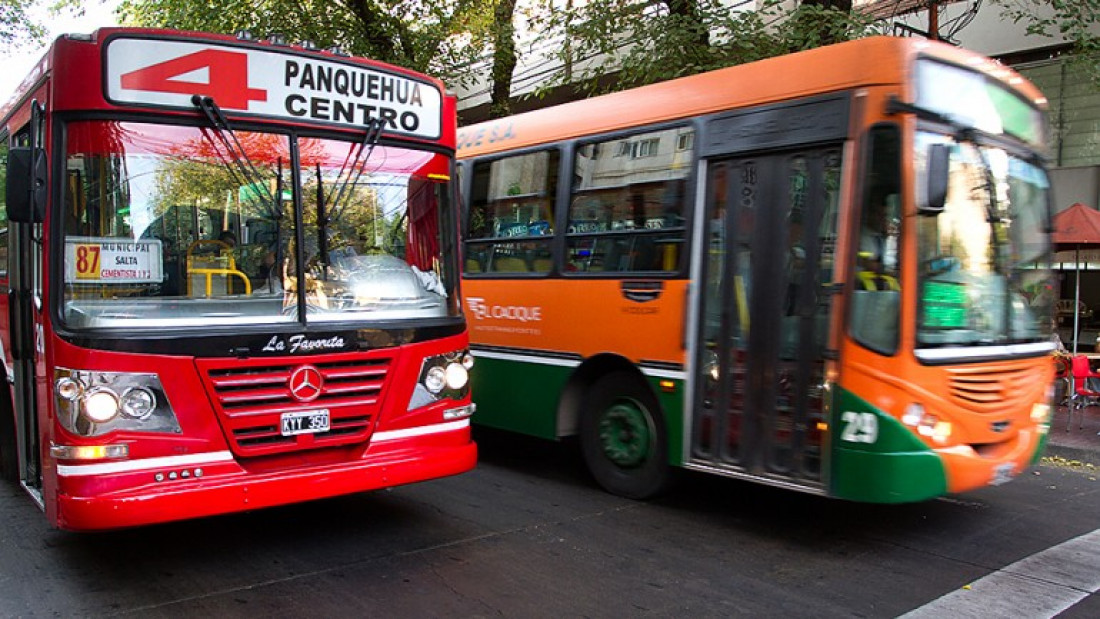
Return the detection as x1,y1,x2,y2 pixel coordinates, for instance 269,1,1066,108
64,236,164,284
104,37,442,140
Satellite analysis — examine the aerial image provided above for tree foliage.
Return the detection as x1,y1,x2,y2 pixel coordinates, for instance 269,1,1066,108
106,0,888,121
116,0,488,84
525,0,884,97
0,0,74,51
994,0,1100,83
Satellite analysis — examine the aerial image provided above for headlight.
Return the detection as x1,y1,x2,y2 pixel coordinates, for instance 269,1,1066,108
56,377,84,401
902,403,952,445
54,368,181,437
1031,403,1051,424
425,366,447,394
84,389,121,423
410,349,472,410
445,362,469,390
902,403,924,426
121,387,157,420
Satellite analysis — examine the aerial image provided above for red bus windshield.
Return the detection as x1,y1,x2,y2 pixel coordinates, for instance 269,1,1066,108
62,120,457,328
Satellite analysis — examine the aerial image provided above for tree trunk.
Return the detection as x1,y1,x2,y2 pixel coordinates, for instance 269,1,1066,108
803,0,852,10
798,0,854,46
489,0,519,119
666,0,710,49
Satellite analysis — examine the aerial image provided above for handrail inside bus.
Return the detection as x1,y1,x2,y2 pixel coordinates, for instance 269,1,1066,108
185,240,252,297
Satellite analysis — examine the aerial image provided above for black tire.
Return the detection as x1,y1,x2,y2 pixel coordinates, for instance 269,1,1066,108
0,396,18,483
580,371,671,499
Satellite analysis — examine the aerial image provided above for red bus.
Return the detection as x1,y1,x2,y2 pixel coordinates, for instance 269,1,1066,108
0,28,476,530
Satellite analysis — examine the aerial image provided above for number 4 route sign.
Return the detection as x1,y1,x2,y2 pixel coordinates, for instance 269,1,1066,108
103,36,443,140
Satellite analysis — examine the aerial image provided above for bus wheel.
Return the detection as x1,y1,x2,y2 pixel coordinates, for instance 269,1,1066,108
580,371,670,499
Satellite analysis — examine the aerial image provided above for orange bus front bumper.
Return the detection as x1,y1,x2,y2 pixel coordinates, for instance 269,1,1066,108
937,426,1046,494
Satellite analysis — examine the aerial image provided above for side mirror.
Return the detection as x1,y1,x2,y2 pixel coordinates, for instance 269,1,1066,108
922,143,950,214
6,146,47,224
5,146,47,224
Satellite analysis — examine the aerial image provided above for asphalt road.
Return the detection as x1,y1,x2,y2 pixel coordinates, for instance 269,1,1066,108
2,429,1099,618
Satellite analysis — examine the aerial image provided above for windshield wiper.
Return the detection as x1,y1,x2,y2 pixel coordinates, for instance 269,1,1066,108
192,95,279,218
324,117,384,222
958,128,1002,225
314,118,384,274
889,97,1003,225
886,96,955,126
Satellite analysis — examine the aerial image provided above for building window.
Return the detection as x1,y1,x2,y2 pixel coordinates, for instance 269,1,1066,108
677,132,694,151
632,138,660,159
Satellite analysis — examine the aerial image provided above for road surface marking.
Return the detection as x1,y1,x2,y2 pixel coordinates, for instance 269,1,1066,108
901,528,1100,617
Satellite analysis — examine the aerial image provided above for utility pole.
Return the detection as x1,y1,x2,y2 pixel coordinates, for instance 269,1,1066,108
928,0,940,40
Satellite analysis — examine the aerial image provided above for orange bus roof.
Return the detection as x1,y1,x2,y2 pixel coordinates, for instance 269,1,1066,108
457,36,1047,158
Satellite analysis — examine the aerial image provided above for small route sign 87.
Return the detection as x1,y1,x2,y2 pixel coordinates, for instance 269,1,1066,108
64,237,164,284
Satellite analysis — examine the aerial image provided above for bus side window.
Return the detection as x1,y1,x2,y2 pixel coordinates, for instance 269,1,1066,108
851,125,902,354
567,127,690,275
465,150,558,275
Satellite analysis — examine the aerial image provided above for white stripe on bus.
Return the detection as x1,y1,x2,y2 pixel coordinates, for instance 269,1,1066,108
471,349,686,380
915,341,1055,362
900,527,1100,618
371,419,470,441
56,451,235,477
55,420,472,477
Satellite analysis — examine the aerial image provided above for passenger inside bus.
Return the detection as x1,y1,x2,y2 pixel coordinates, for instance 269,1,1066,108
851,189,902,352
856,194,900,291
218,230,237,247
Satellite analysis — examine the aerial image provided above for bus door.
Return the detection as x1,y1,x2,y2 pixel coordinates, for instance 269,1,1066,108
689,96,847,489
1,114,45,496
8,204,42,493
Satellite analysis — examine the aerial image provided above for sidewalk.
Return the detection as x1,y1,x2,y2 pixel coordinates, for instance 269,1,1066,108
1046,402,1100,464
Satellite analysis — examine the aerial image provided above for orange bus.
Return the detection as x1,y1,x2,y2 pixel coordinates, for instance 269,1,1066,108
457,36,1055,503
0,28,476,530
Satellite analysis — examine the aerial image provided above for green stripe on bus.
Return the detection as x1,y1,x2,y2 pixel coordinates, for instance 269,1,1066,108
471,355,684,467
1031,422,1051,465
830,387,948,503
470,356,568,439
647,376,684,466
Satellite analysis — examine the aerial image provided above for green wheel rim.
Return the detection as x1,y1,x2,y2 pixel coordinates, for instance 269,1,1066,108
597,400,652,468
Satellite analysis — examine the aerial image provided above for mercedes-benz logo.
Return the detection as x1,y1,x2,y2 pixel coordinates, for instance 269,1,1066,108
288,365,324,402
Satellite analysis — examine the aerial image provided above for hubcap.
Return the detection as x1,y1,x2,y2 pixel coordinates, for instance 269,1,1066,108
597,400,651,468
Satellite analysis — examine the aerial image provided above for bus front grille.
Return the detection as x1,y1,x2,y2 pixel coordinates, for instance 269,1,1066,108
946,365,1035,414
196,354,392,456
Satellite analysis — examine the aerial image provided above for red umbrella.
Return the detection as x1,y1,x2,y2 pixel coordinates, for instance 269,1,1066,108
1052,203,1100,352
1053,202,1100,247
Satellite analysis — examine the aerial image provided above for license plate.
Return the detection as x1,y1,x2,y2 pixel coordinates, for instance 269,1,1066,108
990,462,1017,486
280,409,330,436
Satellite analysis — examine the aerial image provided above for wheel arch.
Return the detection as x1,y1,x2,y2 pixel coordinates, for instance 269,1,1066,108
557,353,653,437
